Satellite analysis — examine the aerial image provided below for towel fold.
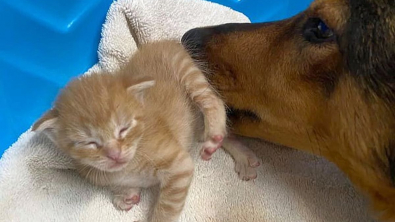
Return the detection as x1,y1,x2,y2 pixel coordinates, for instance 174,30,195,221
0,0,374,221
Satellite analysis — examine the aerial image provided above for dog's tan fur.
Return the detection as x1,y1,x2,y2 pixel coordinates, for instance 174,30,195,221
182,0,395,220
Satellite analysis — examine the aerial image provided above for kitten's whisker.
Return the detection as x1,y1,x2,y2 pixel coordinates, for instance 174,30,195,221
85,168,94,181
135,151,160,170
101,170,108,184
96,170,100,185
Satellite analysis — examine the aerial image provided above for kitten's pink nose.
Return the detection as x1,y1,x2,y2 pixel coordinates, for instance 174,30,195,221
106,149,122,161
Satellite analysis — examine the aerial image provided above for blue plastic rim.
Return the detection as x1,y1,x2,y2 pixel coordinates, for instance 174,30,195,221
0,0,313,157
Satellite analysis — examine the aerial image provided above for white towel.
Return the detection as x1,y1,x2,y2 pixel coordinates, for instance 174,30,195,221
0,0,375,221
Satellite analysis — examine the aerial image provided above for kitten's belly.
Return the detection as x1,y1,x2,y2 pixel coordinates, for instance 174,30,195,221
112,172,159,188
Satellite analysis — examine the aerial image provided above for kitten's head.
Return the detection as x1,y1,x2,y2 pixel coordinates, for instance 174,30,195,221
32,73,155,172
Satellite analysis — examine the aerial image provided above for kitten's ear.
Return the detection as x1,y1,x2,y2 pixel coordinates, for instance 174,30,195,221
127,77,155,103
32,108,59,143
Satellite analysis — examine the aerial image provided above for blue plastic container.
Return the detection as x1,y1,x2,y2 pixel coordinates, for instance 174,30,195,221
0,0,313,157
207,0,313,22
0,0,114,154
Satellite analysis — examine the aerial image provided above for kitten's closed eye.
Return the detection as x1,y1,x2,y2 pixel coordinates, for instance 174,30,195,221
117,119,138,139
119,127,130,139
76,141,101,149
86,141,100,149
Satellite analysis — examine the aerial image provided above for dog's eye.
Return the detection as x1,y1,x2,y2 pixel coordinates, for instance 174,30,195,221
317,21,334,38
303,18,335,43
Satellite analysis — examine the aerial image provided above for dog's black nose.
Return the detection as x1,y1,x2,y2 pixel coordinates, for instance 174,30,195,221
181,27,213,54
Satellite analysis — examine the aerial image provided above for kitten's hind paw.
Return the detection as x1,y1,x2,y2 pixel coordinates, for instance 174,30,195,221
201,135,224,161
235,152,260,181
222,136,261,181
112,187,141,211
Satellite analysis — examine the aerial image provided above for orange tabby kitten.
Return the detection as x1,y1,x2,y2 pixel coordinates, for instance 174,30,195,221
32,40,227,222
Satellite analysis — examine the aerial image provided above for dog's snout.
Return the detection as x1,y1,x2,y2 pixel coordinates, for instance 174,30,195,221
182,23,263,55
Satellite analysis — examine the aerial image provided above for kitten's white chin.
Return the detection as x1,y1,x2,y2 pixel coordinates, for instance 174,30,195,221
104,161,128,172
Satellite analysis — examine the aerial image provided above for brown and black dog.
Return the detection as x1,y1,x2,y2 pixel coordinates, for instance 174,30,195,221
181,0,395,221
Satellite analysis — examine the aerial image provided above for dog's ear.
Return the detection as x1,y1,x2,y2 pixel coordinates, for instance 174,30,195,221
341,0,395,100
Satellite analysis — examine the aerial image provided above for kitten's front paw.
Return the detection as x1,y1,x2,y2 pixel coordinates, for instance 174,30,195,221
201,135,224,161
112,188,141,211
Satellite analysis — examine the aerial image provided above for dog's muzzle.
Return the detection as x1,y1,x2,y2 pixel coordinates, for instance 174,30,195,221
181,23,265,57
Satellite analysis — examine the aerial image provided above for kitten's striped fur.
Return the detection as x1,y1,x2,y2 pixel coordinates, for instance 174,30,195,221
33,40,227,222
